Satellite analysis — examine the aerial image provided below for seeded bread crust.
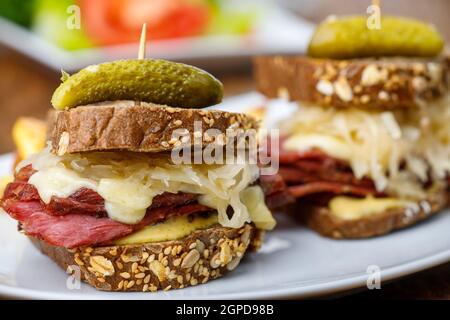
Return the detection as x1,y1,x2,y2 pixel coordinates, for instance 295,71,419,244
30,223,263,292
254,55,449,109
296,191,448,239
50,101,259,154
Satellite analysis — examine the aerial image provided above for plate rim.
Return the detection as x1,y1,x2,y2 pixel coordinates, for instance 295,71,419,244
0,247,449,299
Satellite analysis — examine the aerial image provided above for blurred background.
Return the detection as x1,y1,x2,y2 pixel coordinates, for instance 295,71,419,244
0,0,450,154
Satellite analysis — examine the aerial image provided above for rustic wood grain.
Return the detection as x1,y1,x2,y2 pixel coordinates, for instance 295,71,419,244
350,262,450,300
0,50,58,153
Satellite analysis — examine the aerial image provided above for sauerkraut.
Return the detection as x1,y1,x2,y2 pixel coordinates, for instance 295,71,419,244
281,94,450,199
18,148,261,228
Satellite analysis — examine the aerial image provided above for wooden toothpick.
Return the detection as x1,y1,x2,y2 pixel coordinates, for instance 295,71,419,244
136,23,147,106
372,0,381,8
138,23,147,60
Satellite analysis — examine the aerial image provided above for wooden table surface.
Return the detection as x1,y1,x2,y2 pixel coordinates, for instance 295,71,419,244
1,1,450,299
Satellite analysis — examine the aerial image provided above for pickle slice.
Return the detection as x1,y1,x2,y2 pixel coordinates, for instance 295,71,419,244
51,59,223,110
308,16,444,59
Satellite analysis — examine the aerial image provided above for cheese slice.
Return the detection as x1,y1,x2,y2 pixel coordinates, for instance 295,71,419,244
328,196,411,220
241,185,276,230
114,214,218,245
28,166,97,203
283,134,352,161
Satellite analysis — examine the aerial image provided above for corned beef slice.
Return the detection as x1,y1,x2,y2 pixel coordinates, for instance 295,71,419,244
2,191,211,248
273,144,381,199
1,166,212,248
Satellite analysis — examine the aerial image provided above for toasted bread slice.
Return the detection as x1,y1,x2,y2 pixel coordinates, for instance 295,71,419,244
30,223,263,292
294,191,448,239
50,101,258,154
254,56,449,109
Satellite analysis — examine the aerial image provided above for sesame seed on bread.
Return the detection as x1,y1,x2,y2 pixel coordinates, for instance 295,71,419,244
49,101,259,154
254,55,450,109
30,223,263,292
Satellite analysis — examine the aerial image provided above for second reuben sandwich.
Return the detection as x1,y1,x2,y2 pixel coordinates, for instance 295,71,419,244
1,59,276,292
254,16,450,239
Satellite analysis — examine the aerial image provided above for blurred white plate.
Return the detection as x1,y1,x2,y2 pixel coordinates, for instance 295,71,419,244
0,2,314,72
1,93,450,299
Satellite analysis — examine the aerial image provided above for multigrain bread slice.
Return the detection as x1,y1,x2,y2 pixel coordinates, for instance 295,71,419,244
254,55,449,109
295,191,448,239
30,223,264,292
50,101,259,154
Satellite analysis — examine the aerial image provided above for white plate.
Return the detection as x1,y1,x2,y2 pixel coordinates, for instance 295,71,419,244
1,94,450,300
0,1,314,72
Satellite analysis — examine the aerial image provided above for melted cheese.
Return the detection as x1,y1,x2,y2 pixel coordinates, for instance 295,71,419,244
114,214,219,245
19,147,275,229
29,166,96,203
329,196,411,220
241,185,276,230
284,134,352,161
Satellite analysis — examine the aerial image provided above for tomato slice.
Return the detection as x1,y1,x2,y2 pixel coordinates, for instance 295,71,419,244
79,0,211,46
